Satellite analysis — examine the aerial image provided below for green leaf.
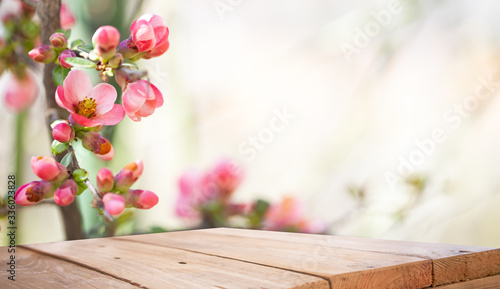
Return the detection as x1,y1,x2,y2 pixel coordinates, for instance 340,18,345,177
51,140,69,155
254,199,270,216
77,44,94,52
76,181,88,195
60,151,73,167
88,50,99,62
52,66,70,86
73,169,88,183
56,29,71,39
70,39,84,50
64,57,97,68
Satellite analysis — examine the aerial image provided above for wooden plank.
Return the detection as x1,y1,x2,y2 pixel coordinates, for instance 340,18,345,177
115,229,433,289
0,247,136,289
428,274,500,289
23,238,329,289
202,228,500,286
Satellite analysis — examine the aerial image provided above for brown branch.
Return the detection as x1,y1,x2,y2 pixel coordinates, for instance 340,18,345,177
36,0,84,241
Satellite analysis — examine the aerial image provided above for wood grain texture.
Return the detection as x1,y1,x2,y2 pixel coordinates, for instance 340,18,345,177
427,275,500,289
0,247,136,288
200,228,500,286
23,238,329,289
115,229,432,289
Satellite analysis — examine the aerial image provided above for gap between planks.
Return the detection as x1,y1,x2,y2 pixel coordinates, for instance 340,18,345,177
19,245,148,289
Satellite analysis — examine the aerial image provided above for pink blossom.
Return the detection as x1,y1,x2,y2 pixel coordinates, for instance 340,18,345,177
102,193,126,216
175,169,206,219
126,189,159,209
92,25,120,62
60,3,75,30
57,49,76,69
114,160,144,192
123,14,169,60
28,45,56,63
96,168,114,192
3,71,38,112
54,179,77,206
81,131,114,161
15,181,54,206
209,159,244,199
122,80,163,121
31,156,68,182
52,122,74,143
263,196,306,231
55,70,125,127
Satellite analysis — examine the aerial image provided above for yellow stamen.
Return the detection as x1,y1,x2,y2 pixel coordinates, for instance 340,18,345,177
76,97,97,118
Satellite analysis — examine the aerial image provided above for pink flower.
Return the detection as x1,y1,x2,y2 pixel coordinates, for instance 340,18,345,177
53,179,77,206
50,32,68,50
52,122,74,143
60,3,75,30
126,189,159,209
28,45,56,63
92,25,120,62
96,168,114,192
15,181,54,206
31,156,68,182
81,131,114,161
114,160,144,192
209,159,244,199
102,193,126,216
57,49,76,69
55,70,125,127
3,71,38,112
263,196,306,231
120,14,169,60
175,169,211,219
122,80,163,121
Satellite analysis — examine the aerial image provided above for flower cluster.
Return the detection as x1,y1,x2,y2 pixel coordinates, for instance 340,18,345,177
175,159,327,234
96,160,159,216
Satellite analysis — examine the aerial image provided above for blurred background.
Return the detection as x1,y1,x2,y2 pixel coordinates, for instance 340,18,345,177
1,0,500,247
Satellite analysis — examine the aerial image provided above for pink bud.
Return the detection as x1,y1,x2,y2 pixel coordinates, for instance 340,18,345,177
92,25,120,62
60,3,75,30
52,122,74,143
31,156,68,182
122,80,164,121
49,32,68,50
114,160,144,192
15,181,54,206
28,45,56,63
3,71,38,113
57,49,76,69
102,193,126,216
81,132,114,161
97,168,114,192
126,189,158,209
128,14,169,59
53,179,77,206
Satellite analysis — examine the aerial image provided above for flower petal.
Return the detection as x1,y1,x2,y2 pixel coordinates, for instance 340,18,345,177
55,85,76,113
151,83,164,108
122,85,147,113
92,83,117,115
92,104,125,126
70,112,100,127
63,70,93,105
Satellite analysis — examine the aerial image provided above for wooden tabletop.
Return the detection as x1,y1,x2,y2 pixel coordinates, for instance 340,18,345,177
1,228,499,288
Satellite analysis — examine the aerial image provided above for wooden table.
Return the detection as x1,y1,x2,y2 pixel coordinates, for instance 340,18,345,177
1,228,499,288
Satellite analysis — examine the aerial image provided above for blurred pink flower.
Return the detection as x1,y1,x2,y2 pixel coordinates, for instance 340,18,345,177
60,3,75,29
3,71,38,112
122,80,163,121
175,169,206,219
55,70,125,127
209,159,244,199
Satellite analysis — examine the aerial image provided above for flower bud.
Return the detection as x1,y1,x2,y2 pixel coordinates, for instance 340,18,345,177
3,71,38,113
15,181,54,206
52,122,74,143
117,38,139,59
49,33,68,50
97,168,114,192
57,49,76,69
28,45,56,63
54,179,77,206
102,193,126,216
31,156,68,182
114,160,144,192
81,132,114,161
126,189,158,209
92,25,120,63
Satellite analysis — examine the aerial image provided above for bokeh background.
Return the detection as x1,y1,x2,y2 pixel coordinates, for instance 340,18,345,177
1,0,500,247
